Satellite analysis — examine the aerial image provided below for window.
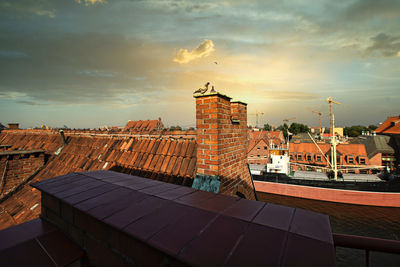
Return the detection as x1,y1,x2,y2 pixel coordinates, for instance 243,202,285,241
264,146,268,150
359,158,366,164
348,157,354,164
263,155,267,158
250,155,253,157
316,155,322,162
307,155,312,161
257,147,260,150
257,155,260,158
297,154,303,161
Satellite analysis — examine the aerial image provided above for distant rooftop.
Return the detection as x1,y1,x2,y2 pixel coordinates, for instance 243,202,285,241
376,116,400,135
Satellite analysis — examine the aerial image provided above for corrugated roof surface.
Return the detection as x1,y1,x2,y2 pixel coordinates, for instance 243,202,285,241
0,131,196,230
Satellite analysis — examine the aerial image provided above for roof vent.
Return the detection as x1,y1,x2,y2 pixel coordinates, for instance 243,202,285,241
59,130,67,146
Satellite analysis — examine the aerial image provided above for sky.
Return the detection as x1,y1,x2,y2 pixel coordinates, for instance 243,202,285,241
0,0,399,129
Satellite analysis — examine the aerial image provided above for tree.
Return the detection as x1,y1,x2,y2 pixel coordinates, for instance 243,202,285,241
169,125,182,131
276,123,289,139
263,123,272,131
343,125,377,137
288,122,310,135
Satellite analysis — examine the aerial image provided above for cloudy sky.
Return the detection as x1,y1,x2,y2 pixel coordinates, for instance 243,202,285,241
0,0,399,129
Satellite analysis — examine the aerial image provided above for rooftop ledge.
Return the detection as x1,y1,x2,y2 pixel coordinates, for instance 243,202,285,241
19,170,336,266
0,149,45,156
193,92,232,101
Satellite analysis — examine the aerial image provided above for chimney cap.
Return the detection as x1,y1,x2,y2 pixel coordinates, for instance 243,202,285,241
193,92,231,101
231,100,248,106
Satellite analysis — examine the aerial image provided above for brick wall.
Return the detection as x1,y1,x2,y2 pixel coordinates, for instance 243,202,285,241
248,139,270,165
195,93,255,200
0,152,45,200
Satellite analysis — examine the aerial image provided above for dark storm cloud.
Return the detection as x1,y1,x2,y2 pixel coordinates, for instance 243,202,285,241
344,0,400,21
0,0,56,18
0,31,172,104
365,33,400,57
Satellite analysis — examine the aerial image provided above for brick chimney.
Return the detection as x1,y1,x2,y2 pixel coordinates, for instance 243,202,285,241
193,92,256,200
7,123,19,130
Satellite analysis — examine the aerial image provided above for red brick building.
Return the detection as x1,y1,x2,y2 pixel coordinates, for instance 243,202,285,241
248,130,286,165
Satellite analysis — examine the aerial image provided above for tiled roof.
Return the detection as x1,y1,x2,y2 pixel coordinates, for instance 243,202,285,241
336,144,367,157
357,135,395,158
0,130,196,230
0,131,63,153
375,116,400,134
290,142,368,157
30,170,335,267
248,130,285,152
124,119,164,132
289,143,331,154
266,130,284,139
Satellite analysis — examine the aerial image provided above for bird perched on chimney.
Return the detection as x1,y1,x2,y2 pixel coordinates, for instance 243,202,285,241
210,85,216,93
193,82,210,95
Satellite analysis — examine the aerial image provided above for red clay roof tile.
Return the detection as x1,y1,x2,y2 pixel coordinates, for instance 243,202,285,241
172,157,183,177
0,130,198,229
179,158,190,177
165,156,176,175
167,141,176,156
185,141,196,158
143,154,154,170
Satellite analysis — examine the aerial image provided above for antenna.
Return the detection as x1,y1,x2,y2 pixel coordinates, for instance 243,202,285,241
326,97,340,180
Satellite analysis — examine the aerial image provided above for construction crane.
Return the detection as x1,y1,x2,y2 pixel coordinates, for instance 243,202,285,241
326,97,340,180
312,110,322,135
283,117,296,124
248,111,264,128
326,97,340,135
